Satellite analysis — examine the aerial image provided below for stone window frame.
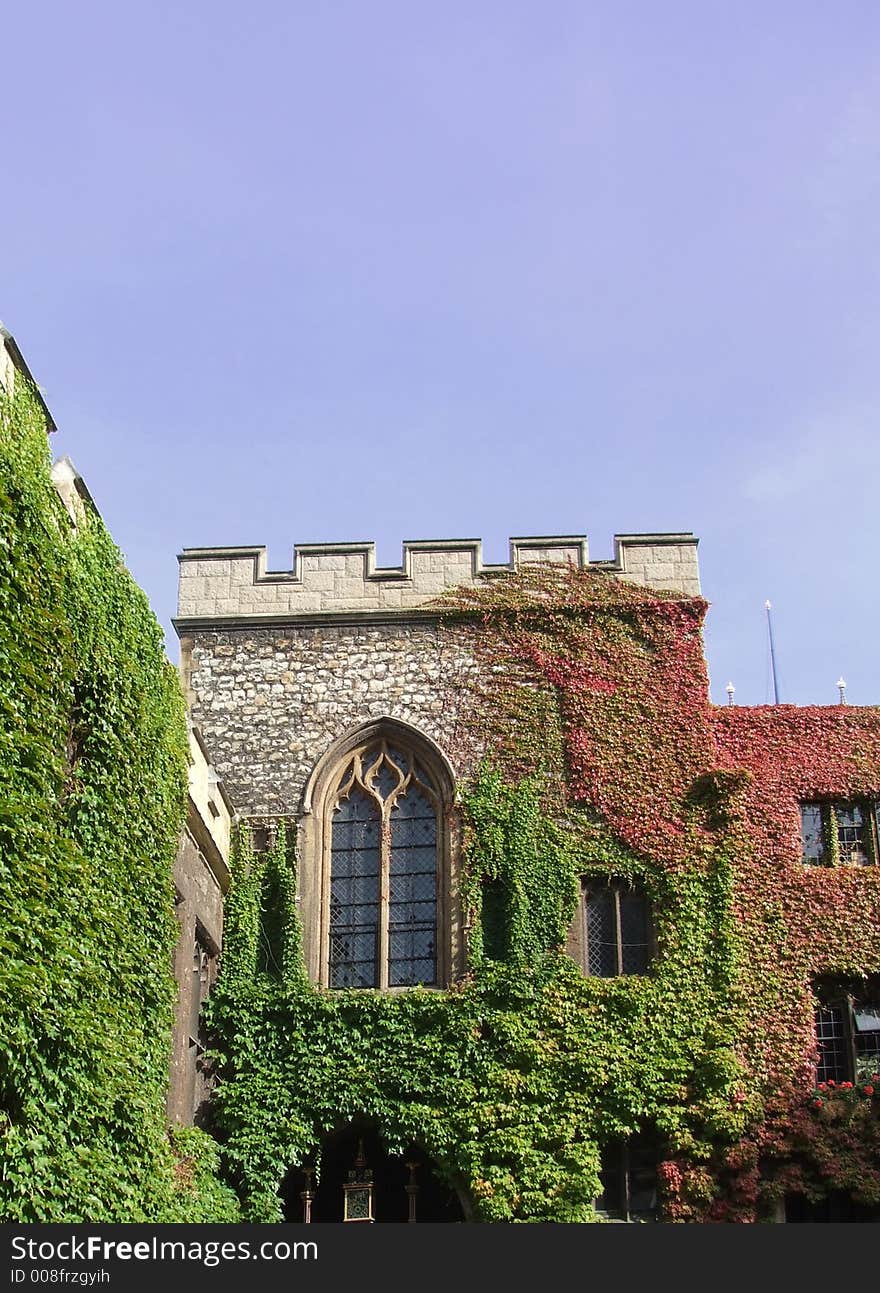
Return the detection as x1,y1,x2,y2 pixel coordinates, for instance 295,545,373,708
300,718,461,990
188,920,219,1121
569,876,655,978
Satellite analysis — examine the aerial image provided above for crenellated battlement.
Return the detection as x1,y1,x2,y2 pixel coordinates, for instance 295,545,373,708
176,532,700,625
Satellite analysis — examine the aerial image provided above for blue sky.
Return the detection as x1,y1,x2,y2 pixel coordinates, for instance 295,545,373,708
4,2,879,705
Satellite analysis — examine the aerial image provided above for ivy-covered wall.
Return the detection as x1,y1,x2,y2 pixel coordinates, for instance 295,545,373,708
203,563,880,1221
6,363,875,1222
706,705,880,1219
0,378,238,1221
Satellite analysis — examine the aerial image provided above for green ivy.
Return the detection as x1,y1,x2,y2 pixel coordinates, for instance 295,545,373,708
460,766,579,966
205,768,746,1221
0,379,236,1221
200,566,785,1222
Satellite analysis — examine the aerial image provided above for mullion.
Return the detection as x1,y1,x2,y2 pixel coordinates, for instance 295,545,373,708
822,804,835,866
377,813,391,990
846,994,857,1082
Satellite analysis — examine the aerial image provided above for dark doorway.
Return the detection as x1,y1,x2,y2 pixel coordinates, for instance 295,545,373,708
282,1121,465,1222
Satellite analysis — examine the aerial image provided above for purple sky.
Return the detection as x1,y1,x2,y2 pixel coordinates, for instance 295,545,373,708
4,2,879,705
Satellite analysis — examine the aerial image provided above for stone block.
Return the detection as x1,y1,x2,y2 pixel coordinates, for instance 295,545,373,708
303,553,346,573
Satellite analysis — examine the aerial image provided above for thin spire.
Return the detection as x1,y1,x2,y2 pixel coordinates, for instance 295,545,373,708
765,601,780,704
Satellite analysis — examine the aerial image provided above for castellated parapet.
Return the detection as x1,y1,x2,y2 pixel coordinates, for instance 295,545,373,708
176,532,700,625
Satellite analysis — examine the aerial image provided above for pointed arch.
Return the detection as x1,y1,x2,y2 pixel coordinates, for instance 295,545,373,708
299,719,461,988
302,717,456,815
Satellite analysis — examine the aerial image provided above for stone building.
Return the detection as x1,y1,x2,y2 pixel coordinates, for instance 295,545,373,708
166,725,234,1126
1,322,235,1142
6,320,879,1221
175,534,699,991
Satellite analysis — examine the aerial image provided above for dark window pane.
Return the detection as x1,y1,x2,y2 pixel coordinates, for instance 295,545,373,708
331,874,379,906
190,942,206,1040
370,760,400,801
619,890,650,975
596,1143,625,1218
627,1138,658,1218
389,786,436,985
389,871,435,903
800,804,825,865
257,865,286,977
855,1031,880,1078
586,885,617,977
330,788,380,988
854,1003,880,1033
597,1137,657,1221
388,928,435,959
387,746,410,775
481,878,507,961
388,952,435,988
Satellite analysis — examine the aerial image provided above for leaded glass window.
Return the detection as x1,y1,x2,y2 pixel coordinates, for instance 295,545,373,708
583,879,651,977
800,804,825,865
328,739,438,990
799,800,878,866
835,804,869,866
815,1002,847,1084
813,978,880,1083
329,789,381,988
854,1005,880,1078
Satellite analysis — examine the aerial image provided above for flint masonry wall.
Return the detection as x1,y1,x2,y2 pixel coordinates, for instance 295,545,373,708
175,533,700,819
180,619,480,818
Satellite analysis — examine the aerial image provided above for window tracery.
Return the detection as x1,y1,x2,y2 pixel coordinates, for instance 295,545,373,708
328,740,439,989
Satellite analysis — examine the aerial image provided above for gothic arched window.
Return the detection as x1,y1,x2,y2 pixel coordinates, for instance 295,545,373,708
327,739,440,989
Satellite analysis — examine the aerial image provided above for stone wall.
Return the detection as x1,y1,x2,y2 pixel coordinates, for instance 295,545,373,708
178,529,701,991
182,618,487,985
182,620,481,819
167,727,232,1126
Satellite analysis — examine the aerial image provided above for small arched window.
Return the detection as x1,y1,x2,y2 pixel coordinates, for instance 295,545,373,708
581,878,652,977
327,739,440,989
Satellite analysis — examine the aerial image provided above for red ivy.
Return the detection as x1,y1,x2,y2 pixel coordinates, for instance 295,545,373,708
442,566,880,1219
